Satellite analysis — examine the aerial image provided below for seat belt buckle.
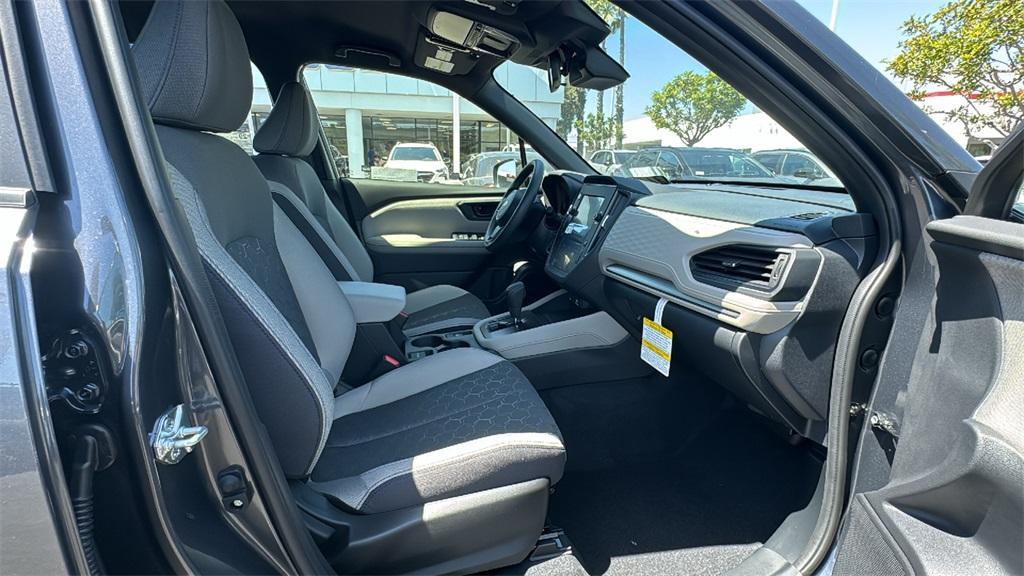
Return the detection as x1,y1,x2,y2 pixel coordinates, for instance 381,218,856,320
383,354,401,367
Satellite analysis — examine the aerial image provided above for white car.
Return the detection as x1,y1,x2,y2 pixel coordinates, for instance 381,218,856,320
589,149,636,174
383,143,450,182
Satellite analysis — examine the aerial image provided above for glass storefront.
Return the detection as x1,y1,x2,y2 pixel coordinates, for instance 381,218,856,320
310,114,513,168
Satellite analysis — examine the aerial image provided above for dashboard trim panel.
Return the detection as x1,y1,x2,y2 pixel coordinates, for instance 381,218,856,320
599,205,823,334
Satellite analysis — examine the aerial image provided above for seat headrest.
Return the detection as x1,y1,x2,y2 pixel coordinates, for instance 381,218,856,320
254,82,319,157
131,0,252,133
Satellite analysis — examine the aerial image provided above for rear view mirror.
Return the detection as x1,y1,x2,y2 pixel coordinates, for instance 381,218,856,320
567,46,628,91
547,51,564,93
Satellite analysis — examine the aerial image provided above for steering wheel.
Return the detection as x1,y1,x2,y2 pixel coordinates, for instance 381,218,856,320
484,159,545,250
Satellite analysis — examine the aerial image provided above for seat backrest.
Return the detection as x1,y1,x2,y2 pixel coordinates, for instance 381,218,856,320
132,0,354,478
253,82,374,282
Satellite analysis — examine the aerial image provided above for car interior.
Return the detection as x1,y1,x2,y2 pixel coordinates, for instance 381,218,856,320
92,0,878,573
16,0,1024,569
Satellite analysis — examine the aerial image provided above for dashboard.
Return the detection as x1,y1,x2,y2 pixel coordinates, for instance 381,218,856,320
540,175,875,443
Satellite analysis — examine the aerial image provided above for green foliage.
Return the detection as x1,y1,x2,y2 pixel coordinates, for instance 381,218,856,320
557,85,586,139
887,0,1024,136
645,71,746,146
575,112,620,153
585,0,620,29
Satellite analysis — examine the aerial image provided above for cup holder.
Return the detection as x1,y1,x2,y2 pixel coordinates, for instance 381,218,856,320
410,335,445,348
446,340,470,349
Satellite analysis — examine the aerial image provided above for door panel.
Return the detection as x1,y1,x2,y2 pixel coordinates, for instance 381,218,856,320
352,178,503,213
347,178,512,303
833,216,1023,575
833,126,1024,575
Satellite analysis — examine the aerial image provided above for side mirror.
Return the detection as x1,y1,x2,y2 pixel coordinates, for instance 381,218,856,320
493,159,519,187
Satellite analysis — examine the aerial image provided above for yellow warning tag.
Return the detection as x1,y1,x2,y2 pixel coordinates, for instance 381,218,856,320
641,298,672,377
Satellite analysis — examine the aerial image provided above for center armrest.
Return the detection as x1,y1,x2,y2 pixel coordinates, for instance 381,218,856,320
338,282,407,324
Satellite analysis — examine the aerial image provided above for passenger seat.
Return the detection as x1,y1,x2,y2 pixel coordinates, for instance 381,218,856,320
252,82,491,333
131,2,564,573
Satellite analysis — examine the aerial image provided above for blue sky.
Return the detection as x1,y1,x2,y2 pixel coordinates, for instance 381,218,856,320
608,0,948,119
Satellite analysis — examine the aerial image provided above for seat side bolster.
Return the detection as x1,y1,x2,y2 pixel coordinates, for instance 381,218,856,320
267,179,364,281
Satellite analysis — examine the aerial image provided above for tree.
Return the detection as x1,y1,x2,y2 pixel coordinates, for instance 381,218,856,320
614,9,626,148
557,85,587,142
575,112,618,155
645,71,746,146
585,0,625,143
887,0,1024,138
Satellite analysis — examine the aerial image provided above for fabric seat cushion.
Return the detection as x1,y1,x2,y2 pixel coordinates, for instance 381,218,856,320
403,284,492,332
310,349,565,514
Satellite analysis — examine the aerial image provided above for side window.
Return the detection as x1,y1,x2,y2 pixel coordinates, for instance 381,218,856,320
302,64,544,188
756,153,783,172
655,151,685,179
782,154,822,178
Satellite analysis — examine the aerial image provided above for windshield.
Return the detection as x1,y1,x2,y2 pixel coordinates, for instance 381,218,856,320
495,2,844,190
390,147,439,162
497,1,1024,192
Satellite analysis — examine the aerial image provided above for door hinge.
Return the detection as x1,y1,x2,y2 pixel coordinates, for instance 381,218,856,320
850,403,901,439
150,404,207,465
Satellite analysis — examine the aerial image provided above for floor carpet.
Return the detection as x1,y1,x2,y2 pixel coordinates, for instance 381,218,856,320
532,377,822,575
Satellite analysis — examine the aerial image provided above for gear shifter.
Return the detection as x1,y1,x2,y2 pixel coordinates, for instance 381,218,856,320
506,281,526,329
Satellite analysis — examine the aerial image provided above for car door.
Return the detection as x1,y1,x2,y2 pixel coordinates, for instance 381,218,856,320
830,126,1023,575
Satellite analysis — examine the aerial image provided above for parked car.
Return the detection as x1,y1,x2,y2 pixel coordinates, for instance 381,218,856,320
752,148,838,182
588,149,636,174
383,142,449,182
615,146,781,182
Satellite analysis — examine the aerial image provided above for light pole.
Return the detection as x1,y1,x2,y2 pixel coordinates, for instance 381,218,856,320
828,0,840,31
452,92,461,177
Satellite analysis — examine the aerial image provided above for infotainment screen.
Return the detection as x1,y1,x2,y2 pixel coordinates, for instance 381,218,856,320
564,195,606,240
548,184,619,276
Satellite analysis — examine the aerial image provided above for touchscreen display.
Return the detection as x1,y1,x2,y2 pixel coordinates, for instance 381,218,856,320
564,195,606,241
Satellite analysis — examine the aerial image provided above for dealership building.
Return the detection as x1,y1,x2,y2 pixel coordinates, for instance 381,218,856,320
230,63,562,176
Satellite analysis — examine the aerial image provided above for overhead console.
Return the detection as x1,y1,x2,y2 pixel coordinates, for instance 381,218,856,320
408,1,627,90
427,10,519,59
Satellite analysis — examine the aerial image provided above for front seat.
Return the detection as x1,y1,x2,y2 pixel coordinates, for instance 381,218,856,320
131,2,565,573
251,81,491,334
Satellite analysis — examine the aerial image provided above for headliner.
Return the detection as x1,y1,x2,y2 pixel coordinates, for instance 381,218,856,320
121,0,611,96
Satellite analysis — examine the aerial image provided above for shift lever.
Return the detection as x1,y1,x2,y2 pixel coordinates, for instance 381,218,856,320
506,281,526,328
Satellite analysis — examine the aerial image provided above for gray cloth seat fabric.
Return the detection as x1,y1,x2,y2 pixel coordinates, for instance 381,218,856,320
132,0,563,522
252,82,490,332
312,348,564,514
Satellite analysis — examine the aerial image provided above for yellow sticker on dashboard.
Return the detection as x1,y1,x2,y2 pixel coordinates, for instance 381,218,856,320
641,298,672,377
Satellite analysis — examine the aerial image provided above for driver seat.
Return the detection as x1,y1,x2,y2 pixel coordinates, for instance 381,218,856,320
252,82,490,333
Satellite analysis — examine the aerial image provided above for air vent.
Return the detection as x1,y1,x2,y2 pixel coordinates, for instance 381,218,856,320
690,245,789,292
790,211,829,221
